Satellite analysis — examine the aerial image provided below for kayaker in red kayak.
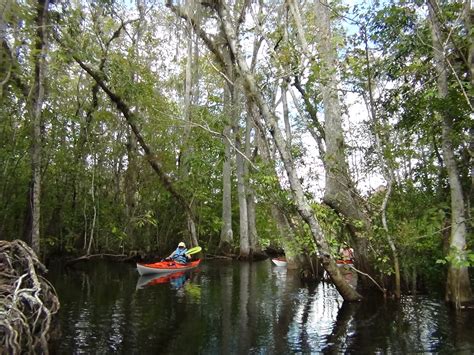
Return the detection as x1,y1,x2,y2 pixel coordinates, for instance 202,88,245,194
166,242,190,264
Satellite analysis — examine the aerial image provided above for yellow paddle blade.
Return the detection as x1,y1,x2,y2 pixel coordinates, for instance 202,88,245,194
186,246,202,255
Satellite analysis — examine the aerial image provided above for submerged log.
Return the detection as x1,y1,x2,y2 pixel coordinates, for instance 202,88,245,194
0,240,59,354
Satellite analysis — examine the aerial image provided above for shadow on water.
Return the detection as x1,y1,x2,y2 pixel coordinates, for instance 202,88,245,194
47,260,474,354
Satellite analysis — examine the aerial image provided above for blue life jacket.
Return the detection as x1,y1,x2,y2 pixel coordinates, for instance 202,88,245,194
172,247,188,263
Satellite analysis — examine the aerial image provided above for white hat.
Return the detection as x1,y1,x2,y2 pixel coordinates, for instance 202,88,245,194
178,242,186,247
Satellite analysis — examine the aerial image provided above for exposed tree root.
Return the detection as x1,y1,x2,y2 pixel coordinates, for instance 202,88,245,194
0,240,60,354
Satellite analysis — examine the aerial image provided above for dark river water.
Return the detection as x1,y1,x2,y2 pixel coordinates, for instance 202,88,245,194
47,259,474,354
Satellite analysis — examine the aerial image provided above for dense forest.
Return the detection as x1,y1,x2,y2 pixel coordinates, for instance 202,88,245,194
0,0,472,305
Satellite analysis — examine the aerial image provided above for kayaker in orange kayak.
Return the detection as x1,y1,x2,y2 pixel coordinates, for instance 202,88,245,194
166,242,190,264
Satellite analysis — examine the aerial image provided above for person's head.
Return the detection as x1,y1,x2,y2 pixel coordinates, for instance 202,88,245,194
178,242,186,249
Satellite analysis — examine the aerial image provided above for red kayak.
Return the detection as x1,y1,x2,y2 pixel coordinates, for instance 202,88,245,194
136,259,201,276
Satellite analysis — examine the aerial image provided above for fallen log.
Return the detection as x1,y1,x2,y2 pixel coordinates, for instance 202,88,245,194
0,239,59,354
65,253,129,267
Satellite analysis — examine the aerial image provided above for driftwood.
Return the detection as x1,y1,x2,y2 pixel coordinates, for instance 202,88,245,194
0,240,60,354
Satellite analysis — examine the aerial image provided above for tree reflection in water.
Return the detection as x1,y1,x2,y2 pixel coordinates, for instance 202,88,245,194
48,259,474,354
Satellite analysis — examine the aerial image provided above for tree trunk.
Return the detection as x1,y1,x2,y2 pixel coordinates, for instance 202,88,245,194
219,62,235,253
216,1,361,301
86,160,97,255
270,205,300,269
313,0,372,273
428,0,473,307
166,0,239,253
219,121,234,253
235,116,250,258
179,1,195,174
71,56,199,246
180,3,199,247
281,79,291,146
28,0,49,255
245,114,259,255
463,0,473,224
125,129,138,241
253,101,299,268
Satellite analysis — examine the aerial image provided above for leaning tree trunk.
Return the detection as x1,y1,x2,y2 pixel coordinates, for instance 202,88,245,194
28,0,49,255
216,1,361,301
312,0,372,273
252,100,300,268
70,55,200,247
428,0,473,307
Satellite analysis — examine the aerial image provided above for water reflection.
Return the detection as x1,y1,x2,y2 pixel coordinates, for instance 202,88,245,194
48,260,474,354
136,271,190,290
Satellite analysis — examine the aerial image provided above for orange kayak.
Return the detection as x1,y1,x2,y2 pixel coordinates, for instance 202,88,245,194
136,259,201,276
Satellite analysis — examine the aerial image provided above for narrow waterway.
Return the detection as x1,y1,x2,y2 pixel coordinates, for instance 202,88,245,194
47,259,474,354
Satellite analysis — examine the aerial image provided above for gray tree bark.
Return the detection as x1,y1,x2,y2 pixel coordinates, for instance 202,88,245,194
218,51,234,254
216,0,361,300
28,0,49,255
167,1,254,255
219,120,234,253
245,114,259,255
463,0,473,221
235,100,250,257
428,0,473,307
312,0,372,273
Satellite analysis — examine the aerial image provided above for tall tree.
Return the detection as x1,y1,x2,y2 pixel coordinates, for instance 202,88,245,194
428,0,472,307
167,0,257,257
214,0,361,300
28,0,49,255
313,0,372,273
288,0,372,273
219,92,234,253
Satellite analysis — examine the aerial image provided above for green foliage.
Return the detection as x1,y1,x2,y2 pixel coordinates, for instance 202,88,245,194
437,248,474,269
369,185,448,286
1,0,472,304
